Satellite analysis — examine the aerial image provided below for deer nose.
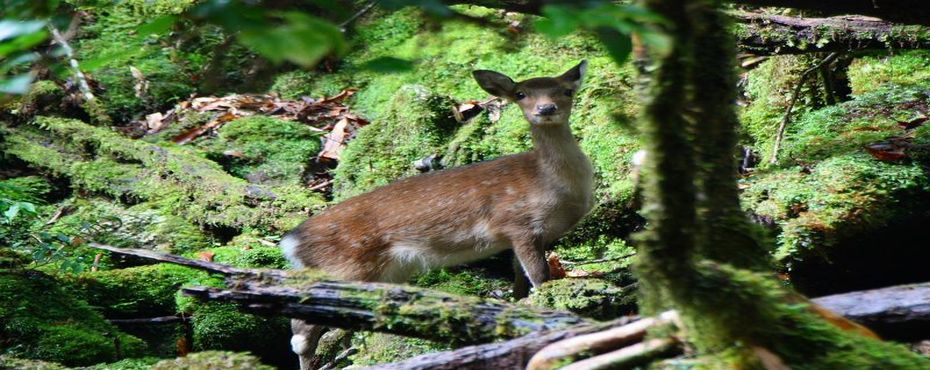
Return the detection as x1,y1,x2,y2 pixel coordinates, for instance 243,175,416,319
536,104,557,116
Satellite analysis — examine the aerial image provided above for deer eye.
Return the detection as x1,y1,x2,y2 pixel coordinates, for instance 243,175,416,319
514,91,526,100
564,89,574,97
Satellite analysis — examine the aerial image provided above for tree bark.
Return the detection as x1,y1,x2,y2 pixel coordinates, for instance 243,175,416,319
813,282,930,340
448,0,930,26
733,12,930,55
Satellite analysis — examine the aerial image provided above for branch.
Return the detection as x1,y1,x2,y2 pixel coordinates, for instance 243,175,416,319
769,52,838,164
48,24,94,101
363,318,638,370
813,282,930,340
87,243,258,276
558,338,681,370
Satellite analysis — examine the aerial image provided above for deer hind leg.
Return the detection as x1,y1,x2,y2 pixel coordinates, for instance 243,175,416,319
511,235,550,289
291,319,326,370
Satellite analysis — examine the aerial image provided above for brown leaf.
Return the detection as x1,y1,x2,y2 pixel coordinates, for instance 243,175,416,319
319,118,350,161
865,141,908,162
898,116,929,130
198,251,215,262
172,112,238,145
547,253,566,279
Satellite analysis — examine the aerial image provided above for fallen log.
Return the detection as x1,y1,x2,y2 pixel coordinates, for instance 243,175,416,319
813,282,930,340
363,318,636,370
85,243,594,344
733,12,930,55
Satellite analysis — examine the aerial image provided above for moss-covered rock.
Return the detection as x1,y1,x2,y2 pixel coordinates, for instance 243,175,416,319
61,263,208,319
195,116,322,186
332,85,459,199
525,278,635,320
1,117,325,231
847,51,930,96
0,356,68,370
86,357,162,370
151,351,274,370
414,267,512,298
0,270,145,366
46,197,211,255
201,245,288,269
188,303,292,365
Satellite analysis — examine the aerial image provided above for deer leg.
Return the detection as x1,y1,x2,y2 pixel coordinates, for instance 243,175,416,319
512,254,531,299
512,236,550,289
291,319,326,370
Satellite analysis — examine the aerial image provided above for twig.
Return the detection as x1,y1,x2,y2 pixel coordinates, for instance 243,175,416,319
318,346,359,370
560,253,636,266
769,52,838,164
527,310,679,370
48,25,94,101
559,338,682,370
308,179,334,191
340,1,378,31
109,315,192,325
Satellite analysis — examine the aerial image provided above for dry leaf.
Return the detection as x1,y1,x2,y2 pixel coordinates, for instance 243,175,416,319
548,253,566,279
198,251,215,262
319,118,350,161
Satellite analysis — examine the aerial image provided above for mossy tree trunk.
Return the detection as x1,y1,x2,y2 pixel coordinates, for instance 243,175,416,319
635,0,930,367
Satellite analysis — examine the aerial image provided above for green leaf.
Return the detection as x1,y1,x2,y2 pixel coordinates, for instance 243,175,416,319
0,29,48,58
380,0,453,16
3,203,20,221
0,74,34,94
237,12,345,68
0,20,45,41
595,27,633,65
360,56,414,73
535,5,580,38
137,15,177,36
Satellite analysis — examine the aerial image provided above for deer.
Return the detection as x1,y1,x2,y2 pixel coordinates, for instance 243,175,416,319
281,60,594,369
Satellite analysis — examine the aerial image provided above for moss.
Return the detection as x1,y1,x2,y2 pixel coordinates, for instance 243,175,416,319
348,332,448,367
200,245,288,269
847,51,930,95
59,263,208,319
0,356,68,370
524,278,634,320
1,117,325,231
414,268,512,298
0,270,145,366
151,351,274,370
682,262,930,369
332,85,459,199
47,198,211,255
195,116,322,186
741,84,930,267
189,303,292,362
85,357,162,370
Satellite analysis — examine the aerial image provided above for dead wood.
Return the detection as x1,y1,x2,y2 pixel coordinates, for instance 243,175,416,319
813,282,930,340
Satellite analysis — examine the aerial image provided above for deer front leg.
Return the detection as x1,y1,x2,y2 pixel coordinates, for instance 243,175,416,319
512,236,550,289
291,319,325,370
512,254,531,299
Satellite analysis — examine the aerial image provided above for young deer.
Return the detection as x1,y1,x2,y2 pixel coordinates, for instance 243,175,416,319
282,61,594,369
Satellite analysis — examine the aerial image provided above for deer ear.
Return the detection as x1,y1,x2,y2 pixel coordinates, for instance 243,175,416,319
559,60,587,90
473,70,516,98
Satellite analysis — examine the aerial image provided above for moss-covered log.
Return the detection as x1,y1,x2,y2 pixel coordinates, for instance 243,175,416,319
813,282,930,340
183,279,592,346
734,12,930,55
0,117,324,231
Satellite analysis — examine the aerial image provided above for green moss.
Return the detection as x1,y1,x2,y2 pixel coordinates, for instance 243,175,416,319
60,263,208,319
151,351,273,370
47,198,212,255
525,278,634,320
189,303,291,360
195,116,322,186
0,270,145,366
332,85,458,199
86,357,162,370
1,117,325,231
348,332,448,367
741,84,930,264
0,356,68,369
414,268,511,297
847,51,930,95
201,245,288,269
682,262,930,369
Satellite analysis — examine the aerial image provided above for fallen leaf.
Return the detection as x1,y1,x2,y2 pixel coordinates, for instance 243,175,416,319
198,251,215,262
319,118,350,161
548,253,566,279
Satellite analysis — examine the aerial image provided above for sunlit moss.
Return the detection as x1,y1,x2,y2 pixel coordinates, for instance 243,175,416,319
151,351,273,370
